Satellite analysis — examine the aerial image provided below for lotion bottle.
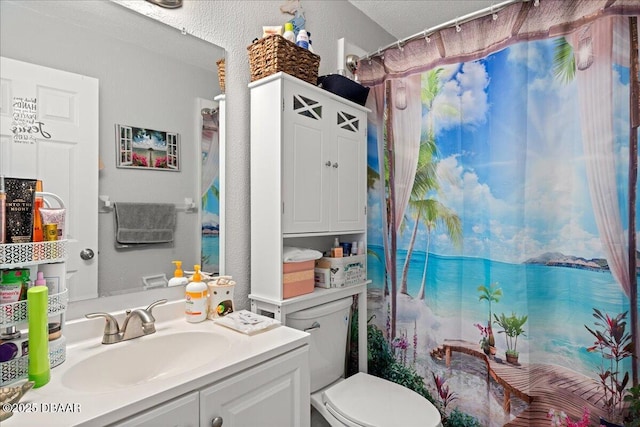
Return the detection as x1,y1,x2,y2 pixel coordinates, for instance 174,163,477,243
168,260,189,287
296,29,309,49
282,22,295,43
185,265,207,323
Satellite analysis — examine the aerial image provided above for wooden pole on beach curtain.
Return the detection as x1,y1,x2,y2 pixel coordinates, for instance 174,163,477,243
628,16,639,388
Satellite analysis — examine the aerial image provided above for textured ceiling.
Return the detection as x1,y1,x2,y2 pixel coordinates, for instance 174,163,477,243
348,0,498,41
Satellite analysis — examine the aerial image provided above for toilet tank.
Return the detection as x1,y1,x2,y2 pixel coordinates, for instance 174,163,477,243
286,297,353,393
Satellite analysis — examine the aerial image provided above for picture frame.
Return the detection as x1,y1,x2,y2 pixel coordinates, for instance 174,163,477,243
115,124,180,171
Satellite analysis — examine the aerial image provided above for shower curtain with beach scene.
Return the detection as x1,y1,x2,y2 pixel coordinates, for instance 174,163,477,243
357,1,639,426
201,107,220,274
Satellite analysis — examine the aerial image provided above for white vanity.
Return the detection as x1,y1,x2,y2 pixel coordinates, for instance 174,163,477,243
6,300,310,427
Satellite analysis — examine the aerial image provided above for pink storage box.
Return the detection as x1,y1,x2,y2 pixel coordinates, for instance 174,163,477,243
282,260,315,298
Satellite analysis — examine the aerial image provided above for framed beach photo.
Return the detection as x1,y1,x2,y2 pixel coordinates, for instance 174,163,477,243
115,124,180,171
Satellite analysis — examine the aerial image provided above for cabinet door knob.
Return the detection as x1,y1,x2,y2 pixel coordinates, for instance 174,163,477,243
211,416,224,427
332,162,339,168
325,160,332,167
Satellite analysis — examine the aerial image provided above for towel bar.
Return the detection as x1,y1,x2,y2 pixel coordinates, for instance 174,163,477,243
98,196,198,213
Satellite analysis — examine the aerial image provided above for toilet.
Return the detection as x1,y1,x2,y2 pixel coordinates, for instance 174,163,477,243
287,297,442,427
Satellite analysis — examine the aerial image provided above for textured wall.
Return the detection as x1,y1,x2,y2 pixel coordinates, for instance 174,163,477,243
115,0,395,309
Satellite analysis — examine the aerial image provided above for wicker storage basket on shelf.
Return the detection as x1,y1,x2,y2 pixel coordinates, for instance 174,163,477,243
247,34,320,85
216,58,225,92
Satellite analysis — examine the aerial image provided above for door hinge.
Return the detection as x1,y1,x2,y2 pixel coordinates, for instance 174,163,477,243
282,202,285,215
364,205,367,215
282,98,285,112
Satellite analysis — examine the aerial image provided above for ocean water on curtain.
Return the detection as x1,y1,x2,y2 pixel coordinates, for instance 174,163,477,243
366,244,633,377
202,235,219,272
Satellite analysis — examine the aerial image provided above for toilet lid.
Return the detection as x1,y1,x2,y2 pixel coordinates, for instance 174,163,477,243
323,373,441,427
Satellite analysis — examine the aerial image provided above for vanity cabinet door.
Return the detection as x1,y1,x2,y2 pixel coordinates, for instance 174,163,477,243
200,346,310,427
112,391,198,427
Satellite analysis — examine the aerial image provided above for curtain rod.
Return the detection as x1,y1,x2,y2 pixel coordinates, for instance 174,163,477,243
359,0,532,60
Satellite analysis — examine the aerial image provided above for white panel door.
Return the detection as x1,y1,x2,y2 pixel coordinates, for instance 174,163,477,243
282,81,331,234
0,57,99,300
332,104,366,232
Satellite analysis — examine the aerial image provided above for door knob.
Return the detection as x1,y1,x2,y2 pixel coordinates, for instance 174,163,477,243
211,416,223,427
80,248,95,260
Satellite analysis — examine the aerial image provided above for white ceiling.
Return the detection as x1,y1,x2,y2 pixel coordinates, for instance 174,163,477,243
348,0,498,41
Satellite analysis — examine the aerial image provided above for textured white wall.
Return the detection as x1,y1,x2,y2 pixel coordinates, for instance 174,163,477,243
115,0,395,309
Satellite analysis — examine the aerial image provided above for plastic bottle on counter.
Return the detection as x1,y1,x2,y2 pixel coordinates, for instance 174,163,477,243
282,22,295,43
185,265,208,323
296,29,309,49
27,285,50,387
168,260,189,287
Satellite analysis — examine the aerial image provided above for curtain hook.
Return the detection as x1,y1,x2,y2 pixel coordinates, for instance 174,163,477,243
534,0,539,6
491,4,498,20
455,18,461,33
397,41,403,51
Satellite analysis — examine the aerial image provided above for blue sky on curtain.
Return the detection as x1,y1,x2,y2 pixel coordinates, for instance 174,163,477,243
358,1,640,425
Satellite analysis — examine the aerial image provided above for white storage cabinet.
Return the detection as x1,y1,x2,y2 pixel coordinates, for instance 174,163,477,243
249,72,369,374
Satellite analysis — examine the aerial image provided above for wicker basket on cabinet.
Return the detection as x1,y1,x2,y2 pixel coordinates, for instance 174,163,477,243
247,34,320,85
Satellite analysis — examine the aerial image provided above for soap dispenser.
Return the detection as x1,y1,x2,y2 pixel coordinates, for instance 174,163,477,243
185,265,207,323
168,261,189,287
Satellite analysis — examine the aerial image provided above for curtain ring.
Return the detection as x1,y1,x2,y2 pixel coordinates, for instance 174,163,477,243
491,4,497,20
424,30,431,43
455,18,461,33
397,41,403,51
534,0,539,6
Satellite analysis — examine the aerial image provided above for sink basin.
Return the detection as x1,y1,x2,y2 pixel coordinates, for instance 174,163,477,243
62,331,230,392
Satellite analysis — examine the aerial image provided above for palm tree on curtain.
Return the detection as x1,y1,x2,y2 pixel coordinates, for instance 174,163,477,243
416,200,462,300
399,68,462,298
553,33,638,387
399,133,438,295
399,137,462,296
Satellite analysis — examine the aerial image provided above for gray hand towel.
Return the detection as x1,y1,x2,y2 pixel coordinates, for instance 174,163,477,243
114,202,176,245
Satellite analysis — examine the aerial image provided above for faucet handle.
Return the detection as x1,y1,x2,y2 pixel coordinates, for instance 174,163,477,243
146,299,168,314
85,312,120,335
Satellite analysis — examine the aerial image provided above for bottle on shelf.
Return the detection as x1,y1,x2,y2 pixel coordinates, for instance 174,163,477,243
27,285,50,388
282,22,295,43
32,180,44,242
296,29,309,49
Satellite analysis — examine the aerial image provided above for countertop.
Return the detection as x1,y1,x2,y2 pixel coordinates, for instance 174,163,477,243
4,300,309,426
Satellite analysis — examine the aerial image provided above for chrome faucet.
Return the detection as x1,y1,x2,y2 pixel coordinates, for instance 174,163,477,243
85,299,167,344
